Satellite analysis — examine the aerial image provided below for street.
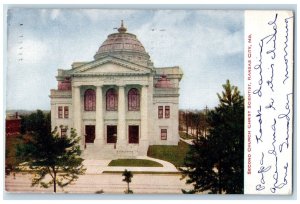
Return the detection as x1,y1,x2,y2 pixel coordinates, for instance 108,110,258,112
5,172,193,194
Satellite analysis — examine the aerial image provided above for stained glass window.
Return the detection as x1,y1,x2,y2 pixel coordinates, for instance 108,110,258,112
84,89,96,111
128,88,140,111
106,88,118,111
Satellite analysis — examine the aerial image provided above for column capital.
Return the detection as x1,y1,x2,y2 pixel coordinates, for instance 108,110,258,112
72,85,81,88
118,84,126,88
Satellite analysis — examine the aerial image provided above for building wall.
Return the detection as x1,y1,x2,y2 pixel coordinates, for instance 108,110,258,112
6,119,21,136
153,96,179,145
50,97,73,136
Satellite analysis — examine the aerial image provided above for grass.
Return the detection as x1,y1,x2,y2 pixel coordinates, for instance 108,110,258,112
179,131,195,140
147,140,191,167
108,159,163,167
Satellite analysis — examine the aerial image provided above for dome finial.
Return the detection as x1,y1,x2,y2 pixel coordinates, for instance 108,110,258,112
118,20,127,33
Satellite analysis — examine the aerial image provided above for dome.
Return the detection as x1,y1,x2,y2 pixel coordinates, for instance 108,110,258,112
94,21,152,67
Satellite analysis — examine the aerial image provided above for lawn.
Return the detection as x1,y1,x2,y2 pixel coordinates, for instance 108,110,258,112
147,140,191,167
108,159,163,167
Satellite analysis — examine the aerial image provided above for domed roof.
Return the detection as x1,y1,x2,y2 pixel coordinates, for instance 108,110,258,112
94,21,152,66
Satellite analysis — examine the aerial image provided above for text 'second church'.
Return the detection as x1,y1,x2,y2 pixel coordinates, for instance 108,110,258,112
50,22,183,159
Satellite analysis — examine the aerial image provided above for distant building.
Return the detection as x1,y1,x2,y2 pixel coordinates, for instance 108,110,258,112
6,112,21,136
50,21,183,159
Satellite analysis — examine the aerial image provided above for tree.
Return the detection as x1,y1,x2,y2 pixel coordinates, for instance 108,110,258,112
20,110,51,134
16,127,86,193
181,80,244,194
122,169,133,194
6,110,51,177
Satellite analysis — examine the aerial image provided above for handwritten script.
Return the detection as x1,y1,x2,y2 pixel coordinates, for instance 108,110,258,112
245,11,293,195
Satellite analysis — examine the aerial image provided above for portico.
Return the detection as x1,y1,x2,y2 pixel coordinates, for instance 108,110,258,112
71,81,149,149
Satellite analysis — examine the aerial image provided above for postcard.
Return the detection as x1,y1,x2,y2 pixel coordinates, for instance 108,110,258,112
4,8,294,195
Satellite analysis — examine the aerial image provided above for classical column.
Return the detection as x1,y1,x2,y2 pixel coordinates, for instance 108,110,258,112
117,85,126,144
72,86,82,148
95,85,104,145
141,85,148,141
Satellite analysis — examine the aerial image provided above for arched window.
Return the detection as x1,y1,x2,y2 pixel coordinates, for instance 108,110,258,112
106,88,118,111
128,88,140,111
84,89,96,111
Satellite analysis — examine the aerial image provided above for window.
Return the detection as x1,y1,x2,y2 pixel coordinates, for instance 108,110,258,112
60,126,68,138
61,128,67,138
158,106,163,118
58,106,63,118
161,129,167,140
64,106,69,118
128,88,140,111
84,89,96,111
165,106,170,118
106,88,118,111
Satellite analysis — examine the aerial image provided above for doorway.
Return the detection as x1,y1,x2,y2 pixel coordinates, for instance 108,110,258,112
107,125,117,143
85,125,95,143
129,125,139,144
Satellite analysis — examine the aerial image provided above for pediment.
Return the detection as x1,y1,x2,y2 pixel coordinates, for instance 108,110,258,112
71,57,152,75
83,63,137,74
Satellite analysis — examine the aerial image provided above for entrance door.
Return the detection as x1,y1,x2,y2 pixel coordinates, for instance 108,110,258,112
129,125,139,144
107,125,117,143
85,125,95,143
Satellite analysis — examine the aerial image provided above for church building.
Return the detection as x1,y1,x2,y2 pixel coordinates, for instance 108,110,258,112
50,21,183,159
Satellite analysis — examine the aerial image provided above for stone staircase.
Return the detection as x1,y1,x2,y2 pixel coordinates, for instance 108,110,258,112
116,144,139,159
82,144,117,160
81,144,140,160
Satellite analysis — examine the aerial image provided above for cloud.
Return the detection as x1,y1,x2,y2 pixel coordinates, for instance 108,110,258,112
133,10,244,109
50,9,61,20
18,39,48,64
6,9,244,110
78,9,139,23
135,10,243,65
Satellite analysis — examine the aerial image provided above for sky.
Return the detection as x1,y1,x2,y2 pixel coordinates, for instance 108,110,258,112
6,9,244,111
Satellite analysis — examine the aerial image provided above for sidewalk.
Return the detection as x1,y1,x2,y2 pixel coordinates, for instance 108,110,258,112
6,157,186,193
180,138,194,145
82,156,179,174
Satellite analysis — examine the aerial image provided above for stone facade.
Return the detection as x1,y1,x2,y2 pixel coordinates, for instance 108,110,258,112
50,22,183,159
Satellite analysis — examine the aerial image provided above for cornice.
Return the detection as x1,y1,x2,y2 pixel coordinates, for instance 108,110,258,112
72,72,150,77
71,56,153,74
